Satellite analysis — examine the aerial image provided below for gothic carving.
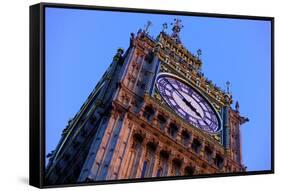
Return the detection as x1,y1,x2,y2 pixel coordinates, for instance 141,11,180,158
46,19,248,184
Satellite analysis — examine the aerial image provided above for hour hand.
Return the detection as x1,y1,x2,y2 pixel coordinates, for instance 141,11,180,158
182,98,193,110
182,98,201,117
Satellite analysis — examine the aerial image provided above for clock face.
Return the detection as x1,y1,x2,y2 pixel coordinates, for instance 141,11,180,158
156,73,221,134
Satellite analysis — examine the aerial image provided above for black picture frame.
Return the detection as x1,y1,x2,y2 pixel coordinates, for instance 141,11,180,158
30,2,274,189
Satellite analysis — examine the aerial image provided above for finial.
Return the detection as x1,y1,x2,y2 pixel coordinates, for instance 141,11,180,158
226,81,231,94
171,18,184,33
170,18,184,44
144,20,152,34
162,22,168,32
235,101,240,112
197,49,202,59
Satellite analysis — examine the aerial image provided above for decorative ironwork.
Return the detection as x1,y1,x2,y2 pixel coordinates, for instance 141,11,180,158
171,19,184,33
170,19,184,44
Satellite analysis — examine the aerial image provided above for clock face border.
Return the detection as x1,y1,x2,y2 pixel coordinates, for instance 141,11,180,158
155,72,223,134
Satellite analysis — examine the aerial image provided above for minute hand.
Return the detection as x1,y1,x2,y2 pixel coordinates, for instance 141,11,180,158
163,78,202,118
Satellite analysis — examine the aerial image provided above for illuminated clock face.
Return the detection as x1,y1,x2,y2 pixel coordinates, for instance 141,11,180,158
156,73,221,134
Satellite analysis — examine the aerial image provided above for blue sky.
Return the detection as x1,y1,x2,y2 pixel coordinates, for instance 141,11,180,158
45,7,272,172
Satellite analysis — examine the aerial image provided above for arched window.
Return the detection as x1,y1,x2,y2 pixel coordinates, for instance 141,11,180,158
204,146,213,163
145,50,154,63
141,161,148,178
191,138,201,154
215,154,224,169
158,150,169,177
142,142,157,178
143,106,154,122
172,159,182,176
157,114,166,129
168,123,178,139
130,134,144,178
181,130,190,145
156,168,162,177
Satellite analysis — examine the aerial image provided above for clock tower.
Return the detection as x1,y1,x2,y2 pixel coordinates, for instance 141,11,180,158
46,19,249,184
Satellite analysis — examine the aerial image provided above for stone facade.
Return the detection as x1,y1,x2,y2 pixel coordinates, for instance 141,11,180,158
45,20,248,185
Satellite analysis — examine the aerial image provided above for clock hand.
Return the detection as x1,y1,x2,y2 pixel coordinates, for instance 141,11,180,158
184,99,209,127
182,98,201,116
163,78,203,118
182,97,209,124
